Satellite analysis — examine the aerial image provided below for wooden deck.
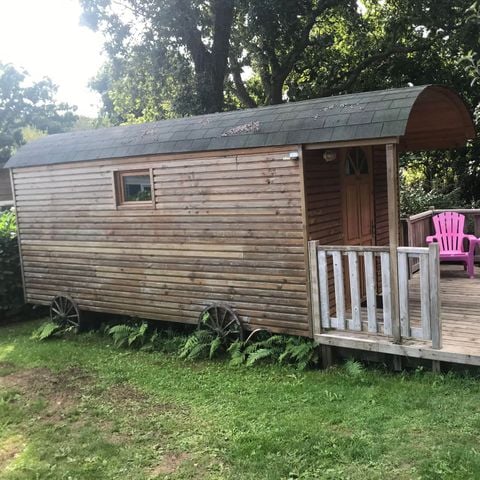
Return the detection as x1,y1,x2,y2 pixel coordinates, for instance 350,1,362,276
424,264,480,354
315,263,480,367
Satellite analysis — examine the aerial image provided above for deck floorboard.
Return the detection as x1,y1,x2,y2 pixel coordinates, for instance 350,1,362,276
316,264,480,366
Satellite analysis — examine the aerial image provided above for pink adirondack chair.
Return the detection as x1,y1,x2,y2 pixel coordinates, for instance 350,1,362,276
426,212,477,278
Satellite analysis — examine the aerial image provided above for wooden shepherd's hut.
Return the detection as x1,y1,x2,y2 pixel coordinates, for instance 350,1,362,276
7,85,480,367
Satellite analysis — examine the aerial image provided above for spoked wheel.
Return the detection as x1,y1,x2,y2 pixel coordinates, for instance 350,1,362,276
198,304,244,342
50,295,82,331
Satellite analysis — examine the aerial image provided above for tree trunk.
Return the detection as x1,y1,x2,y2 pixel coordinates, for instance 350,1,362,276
177,0,234,114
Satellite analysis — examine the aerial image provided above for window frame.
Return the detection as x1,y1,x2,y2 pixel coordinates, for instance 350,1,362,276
113,168,155,209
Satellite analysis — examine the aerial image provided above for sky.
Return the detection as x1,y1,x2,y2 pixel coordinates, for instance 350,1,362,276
0,0,105,117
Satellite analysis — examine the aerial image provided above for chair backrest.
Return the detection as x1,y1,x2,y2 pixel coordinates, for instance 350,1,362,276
432,212,466,253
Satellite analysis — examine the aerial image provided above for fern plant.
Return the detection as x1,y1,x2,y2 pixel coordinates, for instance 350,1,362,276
31,321,72,341
179,330,224,360
107,322,150,349
344,359,365,378
228,335,319,370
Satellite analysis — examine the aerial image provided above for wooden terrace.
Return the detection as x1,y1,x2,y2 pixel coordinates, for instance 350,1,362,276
309,241,480,369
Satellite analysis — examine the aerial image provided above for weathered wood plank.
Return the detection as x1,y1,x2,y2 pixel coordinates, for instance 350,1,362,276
318,250,331,329
332,251,346,330
380,252,392,335
428,243,442,349
398,251,410,337
308,241,321,336
348,251,362,331
386,143,401,343
419,253,431,340
363,251,377,333
12,146,310,335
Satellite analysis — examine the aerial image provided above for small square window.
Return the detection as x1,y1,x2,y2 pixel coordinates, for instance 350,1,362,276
115,170,154,207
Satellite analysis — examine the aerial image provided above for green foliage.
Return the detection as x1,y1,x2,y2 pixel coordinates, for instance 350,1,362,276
104,321,189,353
229,335,319,370
0,63,77,164
0,208,16,237
179,330,224,360
0,209,23,318
344,359,365,378
400,178,465,217
81,0,234,118
147,328,188,353
100,319,318,369
107,322,149,349
31,321,69,341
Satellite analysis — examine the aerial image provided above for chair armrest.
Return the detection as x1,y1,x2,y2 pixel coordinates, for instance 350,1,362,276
466,235,478,254
426,235,437,244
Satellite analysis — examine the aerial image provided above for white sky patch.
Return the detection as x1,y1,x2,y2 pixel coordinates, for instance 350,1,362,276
0,0,105,117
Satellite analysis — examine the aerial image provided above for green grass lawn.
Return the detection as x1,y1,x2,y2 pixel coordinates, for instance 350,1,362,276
1,320,480,479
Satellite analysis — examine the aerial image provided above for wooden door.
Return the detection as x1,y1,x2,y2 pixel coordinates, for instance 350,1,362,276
342,147,374,306
342,147,374,246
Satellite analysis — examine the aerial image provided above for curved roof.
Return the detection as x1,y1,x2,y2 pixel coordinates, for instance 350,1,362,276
5,85,475,169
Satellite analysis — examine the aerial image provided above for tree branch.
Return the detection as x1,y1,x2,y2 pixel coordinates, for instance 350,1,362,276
229,56,257,108
324,43,429,96
175,0,210,73
280,0,339,79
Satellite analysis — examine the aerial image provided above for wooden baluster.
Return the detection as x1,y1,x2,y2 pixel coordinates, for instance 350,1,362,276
380,252,392,335
308,241,321,336
364,251,377,333
318,250,330,329
398,251,410,337
419,252,431,340
348,251,361,331
332,251,346,330
429,243,442,349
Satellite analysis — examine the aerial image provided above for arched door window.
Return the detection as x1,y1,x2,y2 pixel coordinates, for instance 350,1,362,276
345,148,369,176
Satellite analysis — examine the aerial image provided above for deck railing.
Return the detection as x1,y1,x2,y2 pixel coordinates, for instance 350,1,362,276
308,242,441,349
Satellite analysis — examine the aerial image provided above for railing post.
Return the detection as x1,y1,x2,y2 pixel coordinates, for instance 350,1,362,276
428,242,442,349
386,143,401,344
308,241,321,336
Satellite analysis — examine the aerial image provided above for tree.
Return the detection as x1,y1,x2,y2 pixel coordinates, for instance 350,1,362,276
81,0,234,116
0,63,78,164
83,0,470,121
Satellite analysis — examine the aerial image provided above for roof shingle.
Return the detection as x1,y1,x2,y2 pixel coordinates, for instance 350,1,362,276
6,85,433,168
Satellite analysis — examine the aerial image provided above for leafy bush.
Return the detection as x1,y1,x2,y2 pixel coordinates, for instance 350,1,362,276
179,330,223,360
31,321,73,341
0,209,23,318
107,322,150,348
105,321,188,352
228,335,319,370
400,180,465,217
344,359,365,378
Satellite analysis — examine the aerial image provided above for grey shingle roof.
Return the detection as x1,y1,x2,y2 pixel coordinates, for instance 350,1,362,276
2,85,463,168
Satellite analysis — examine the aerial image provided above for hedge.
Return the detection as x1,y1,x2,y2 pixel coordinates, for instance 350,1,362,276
0,209,23,318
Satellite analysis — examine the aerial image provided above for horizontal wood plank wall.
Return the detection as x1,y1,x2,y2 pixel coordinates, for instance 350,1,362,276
0,167,12,201
304,150,343,244
373,145,388,247
373,145,389,292
13,146,310,336
303,150,342,313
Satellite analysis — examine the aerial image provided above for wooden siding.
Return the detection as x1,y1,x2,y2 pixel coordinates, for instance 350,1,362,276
373,145,388,246
13,146,310,335
304,150,342,244
0,166,12,202
304,145,389,310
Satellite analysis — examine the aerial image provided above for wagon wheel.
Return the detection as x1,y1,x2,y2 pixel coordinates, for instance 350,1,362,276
50,295,82,331
198,304,244,343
